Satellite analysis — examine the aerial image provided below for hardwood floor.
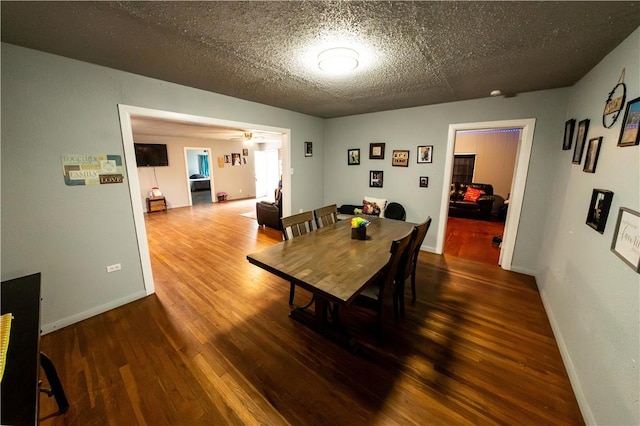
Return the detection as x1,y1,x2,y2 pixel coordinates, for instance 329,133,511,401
39,199,583,425
445,216,505,265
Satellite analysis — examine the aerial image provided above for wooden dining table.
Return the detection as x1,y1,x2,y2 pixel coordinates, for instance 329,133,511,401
246,216,415,344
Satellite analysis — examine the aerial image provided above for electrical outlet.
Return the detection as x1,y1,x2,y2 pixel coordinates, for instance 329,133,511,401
106,263,121,273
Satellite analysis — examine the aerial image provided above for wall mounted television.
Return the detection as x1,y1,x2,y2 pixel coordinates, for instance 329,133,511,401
134,143,169,167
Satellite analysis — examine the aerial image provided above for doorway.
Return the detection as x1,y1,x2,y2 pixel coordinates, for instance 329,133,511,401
184,147,214,205
444,128,520,265
254,149,280,200
118,104,292,295
437,118,536,271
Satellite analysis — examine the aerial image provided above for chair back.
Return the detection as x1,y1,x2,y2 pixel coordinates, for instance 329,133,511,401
377,231,414,305
401,217,432,281
281,211,314,240
385,202,406,221
313,204,338,228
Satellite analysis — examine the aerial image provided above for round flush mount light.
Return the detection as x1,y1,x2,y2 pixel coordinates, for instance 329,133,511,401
490,89,503,97
318,47,359,74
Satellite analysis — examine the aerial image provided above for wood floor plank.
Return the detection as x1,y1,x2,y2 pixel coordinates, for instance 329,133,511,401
445,216,504,265
38,199,583,425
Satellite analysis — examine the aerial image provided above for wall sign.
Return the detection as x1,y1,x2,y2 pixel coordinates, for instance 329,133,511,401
602,69,626,129
61,154,125,186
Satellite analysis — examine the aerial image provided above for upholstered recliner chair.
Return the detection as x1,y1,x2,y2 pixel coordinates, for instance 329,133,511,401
256,189,283,230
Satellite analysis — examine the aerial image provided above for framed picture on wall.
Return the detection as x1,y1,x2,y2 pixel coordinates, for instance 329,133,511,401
611,207,640,272
583,137,602,173
304,141,313,157
585,188,613,234
617,96,640,147
392,150,409,167
572,119,590,164
419,176,429,188
417,145,433,163
369,143,385,159
347,148,360,165
369,170,383,188
563,119,575,150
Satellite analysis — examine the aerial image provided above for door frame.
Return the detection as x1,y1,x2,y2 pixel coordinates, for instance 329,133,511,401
436,118,536,271
118,104,291,295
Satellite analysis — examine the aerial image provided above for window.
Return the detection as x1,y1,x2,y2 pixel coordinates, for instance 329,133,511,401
452,154,476,182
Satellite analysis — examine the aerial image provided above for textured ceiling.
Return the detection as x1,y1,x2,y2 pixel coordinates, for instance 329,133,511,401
2,1,639,118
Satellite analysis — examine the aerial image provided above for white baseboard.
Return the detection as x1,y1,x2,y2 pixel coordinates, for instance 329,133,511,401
538,286,593,425
419,244,438,253
507,264,537,276
41,290,147,335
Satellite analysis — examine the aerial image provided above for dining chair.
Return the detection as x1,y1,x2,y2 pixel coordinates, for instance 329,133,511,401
384,202,406,221
352,230,413,335
313,204,338,228
281,211,314,240
280,211,315,304
399,217,432,314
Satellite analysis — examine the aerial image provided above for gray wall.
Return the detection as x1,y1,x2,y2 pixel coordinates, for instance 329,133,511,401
536,28,639,425
1,43,324,332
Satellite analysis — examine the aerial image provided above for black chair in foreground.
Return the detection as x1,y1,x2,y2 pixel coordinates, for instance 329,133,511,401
352,230,413,335
400,218,432,313
281,211,315,304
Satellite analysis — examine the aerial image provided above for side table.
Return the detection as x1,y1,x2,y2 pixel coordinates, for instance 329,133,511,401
146,196,167,213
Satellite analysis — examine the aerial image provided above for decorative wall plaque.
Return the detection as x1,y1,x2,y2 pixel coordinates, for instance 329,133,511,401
62,154,125,186
603,69,626,129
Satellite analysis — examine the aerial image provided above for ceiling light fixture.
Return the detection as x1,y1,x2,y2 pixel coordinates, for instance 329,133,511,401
490,89,503,97
318,47,359,74
243,132,253,146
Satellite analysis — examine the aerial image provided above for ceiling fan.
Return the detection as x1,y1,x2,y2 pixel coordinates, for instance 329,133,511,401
230,131,256,144
229,130,280,145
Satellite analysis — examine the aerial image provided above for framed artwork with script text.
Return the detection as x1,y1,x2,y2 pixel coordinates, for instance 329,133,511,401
611,207,640,273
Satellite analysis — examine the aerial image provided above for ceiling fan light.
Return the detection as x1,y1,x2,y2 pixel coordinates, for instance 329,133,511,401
318,47,359,74
242,132,254,146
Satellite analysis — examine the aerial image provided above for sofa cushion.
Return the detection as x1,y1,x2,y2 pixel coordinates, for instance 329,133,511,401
363,200,380,215
463,187,484,202
363,196,387,217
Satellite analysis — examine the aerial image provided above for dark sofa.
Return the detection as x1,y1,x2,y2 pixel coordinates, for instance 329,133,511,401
256,189,283,230
448,182,495,221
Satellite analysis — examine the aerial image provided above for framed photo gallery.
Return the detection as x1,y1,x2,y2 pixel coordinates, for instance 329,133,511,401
347,143,433,188
565,97,639,167
566,93,639,273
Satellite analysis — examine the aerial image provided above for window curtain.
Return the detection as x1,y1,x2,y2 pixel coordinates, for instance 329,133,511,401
198,155,209,177
452,154,475,182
